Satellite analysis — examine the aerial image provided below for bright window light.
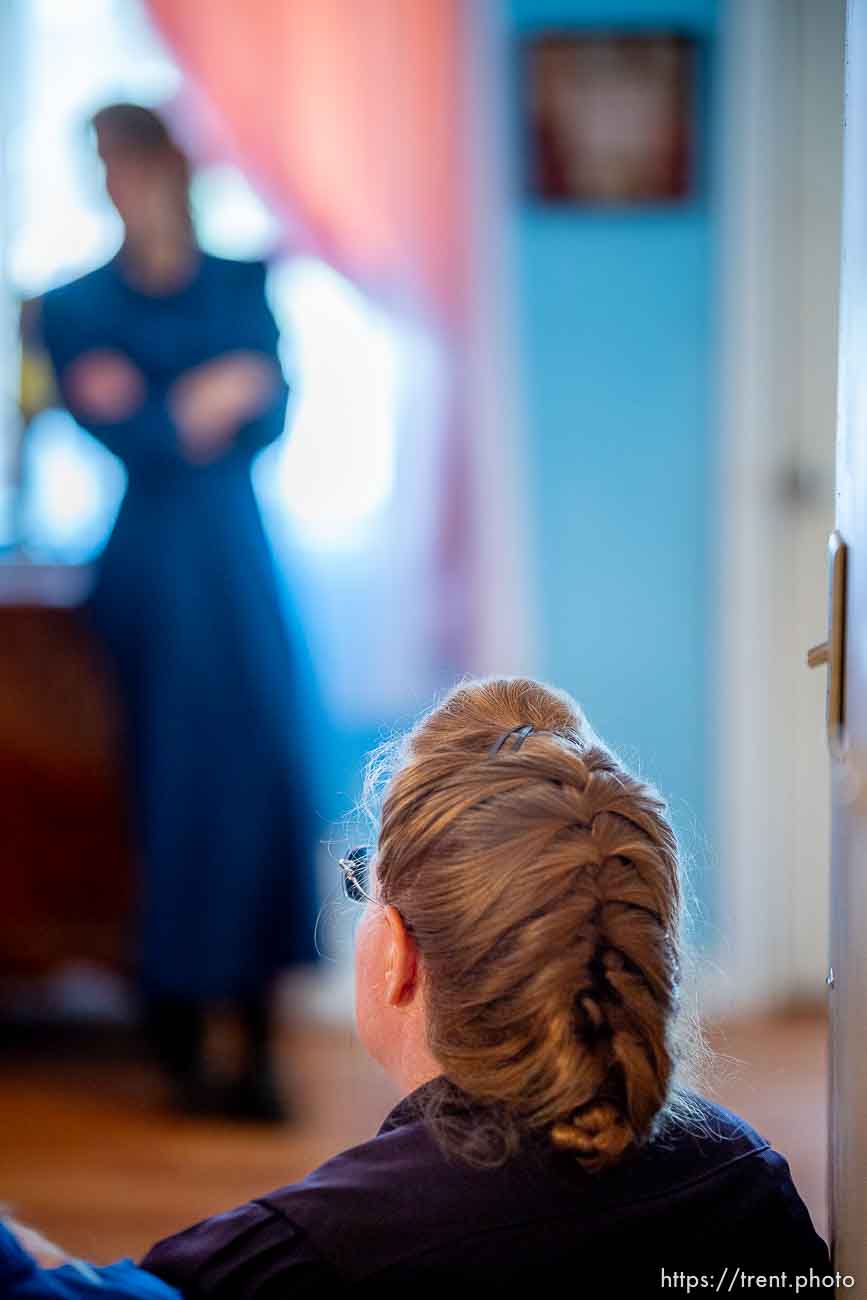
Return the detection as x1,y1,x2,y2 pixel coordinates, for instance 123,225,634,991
267,258,400,549
190,165,283,261
21,411,126,558
9,0,179,295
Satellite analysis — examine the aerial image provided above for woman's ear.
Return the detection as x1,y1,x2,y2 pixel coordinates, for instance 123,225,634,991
382,905,419,1007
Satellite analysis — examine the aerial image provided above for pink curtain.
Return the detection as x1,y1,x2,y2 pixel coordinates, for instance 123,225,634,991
146,0,474,670
147,0,468,320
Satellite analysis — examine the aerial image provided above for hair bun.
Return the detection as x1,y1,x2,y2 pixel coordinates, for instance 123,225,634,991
550,1102,635,1171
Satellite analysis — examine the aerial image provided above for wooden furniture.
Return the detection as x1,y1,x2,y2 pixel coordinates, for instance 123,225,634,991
0,563,134,975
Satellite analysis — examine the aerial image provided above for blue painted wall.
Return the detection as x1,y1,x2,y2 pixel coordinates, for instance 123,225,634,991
508,0,719,936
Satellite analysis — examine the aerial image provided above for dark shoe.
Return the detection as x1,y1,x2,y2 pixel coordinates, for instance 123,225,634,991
145,997,205,1080
224,1069,290,1124
172,1070,229,1119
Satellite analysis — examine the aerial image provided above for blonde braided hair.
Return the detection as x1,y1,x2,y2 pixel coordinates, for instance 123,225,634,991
364,676,697,1172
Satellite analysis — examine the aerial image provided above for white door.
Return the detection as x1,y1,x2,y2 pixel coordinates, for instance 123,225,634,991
826,0,867,1278
716,0,843,1013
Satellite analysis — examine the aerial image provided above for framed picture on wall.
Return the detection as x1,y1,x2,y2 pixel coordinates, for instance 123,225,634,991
523,31,696,205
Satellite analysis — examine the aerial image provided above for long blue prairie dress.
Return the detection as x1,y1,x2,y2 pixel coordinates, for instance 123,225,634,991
40,253,319,1002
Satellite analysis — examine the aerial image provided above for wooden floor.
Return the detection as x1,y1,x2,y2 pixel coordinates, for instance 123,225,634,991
0,1011,827,1264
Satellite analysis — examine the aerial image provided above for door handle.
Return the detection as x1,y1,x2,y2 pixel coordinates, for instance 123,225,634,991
807,529,847,751
807,642,830,669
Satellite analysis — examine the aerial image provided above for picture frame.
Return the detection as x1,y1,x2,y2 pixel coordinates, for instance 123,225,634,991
523,31,696,205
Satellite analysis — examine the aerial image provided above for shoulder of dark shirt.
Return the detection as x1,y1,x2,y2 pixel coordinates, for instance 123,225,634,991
42,259,116,310
141,1088,824,1292
42,254,269,308
244,1090,800,1280
38,262,119,364
38,266,110,357
198,253,269,289
276,1087,772,1203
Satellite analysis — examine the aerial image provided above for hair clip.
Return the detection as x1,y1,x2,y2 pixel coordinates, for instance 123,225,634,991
489,723,535,756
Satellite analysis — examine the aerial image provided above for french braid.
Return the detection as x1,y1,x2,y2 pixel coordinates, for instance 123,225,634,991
367,676,691,1171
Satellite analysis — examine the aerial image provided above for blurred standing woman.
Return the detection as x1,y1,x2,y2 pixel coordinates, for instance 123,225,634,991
37,103,318,1121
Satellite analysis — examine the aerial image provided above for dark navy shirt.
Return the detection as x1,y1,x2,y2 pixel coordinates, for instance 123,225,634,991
141,1080,830,1294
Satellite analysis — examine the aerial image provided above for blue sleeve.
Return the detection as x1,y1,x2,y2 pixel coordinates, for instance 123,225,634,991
68,394,185,476
39,290,185,476
0,1225,180,1300
702,1148,832,1272
141,1200,336,1298
235,389,288,458
232,261,289,457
